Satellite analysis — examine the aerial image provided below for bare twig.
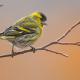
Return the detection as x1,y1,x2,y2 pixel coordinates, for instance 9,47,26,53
43,48,68,57
0,21,80,58
0,45,68,58
57,21,80,42
42,41,80,48
0,41,80,58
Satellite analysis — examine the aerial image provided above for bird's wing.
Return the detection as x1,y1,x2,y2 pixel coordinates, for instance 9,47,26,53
3,17,38,37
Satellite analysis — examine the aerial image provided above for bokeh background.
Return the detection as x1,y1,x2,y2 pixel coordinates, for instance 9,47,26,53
0,0,80,80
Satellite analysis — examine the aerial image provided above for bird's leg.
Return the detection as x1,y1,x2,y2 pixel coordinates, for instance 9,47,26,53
11,44,15,58
30,46,36,53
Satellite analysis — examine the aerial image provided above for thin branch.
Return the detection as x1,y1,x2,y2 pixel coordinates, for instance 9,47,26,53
0,41,80,58
43,48,68,57
56,42,80,46
44,42,80,47
0,46,68,58
57,21,80,42
42,41,58,49
0,21,80,58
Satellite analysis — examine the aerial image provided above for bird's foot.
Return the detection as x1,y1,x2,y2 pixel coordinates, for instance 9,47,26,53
30,46,36,53
11,49,15,58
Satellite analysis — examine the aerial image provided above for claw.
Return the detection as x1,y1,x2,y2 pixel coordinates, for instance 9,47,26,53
11,50,15,58
30,46,36,53
11,44,15,58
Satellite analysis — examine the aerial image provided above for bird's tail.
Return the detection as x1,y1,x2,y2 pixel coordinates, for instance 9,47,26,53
0,33,6,39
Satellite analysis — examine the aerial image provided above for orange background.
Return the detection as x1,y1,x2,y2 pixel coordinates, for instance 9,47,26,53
0,0,80,80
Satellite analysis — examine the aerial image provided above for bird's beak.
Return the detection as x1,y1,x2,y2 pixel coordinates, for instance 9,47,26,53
42,22,47,26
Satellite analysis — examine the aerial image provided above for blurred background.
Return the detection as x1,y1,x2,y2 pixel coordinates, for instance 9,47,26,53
0,0,80,80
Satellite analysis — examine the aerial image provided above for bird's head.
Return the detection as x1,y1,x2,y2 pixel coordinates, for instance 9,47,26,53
31,12,47,25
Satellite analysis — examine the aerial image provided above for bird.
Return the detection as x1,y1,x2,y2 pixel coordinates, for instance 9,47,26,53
0,12,47,57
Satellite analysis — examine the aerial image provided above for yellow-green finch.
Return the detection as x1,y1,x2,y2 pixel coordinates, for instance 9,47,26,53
0,12,47,57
